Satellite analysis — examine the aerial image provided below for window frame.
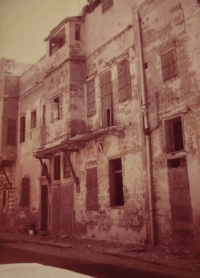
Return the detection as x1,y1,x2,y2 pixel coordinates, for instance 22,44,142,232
117,59,132,102
31,110,37,129
164,116,184,153
7,119,16,145
161,48,178,82
51,95,63,123
75,24,81,41
109,158,124,207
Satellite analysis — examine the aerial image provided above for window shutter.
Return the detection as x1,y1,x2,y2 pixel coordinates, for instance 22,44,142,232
51,100,54,123
59,95,63,119
21,178,30,207
164,120,173,153
7,119,16,145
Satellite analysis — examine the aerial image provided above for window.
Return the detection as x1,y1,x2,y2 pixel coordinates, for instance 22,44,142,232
75,24,81,40
109,158,124,207
7,119,16,145
86,79,96,116
100,71,113,128
21,178,30,207
63,154,71,179
118,60,131,102
86,167,99,211
41,162,48,176
31,110,36,129
102,0,113,12
54,155,61,180
42,105,46,126
49,29,65,56
164,116,184,153
2,190,7,207
20,116,25,143
51,96,63,122
161,49,178,82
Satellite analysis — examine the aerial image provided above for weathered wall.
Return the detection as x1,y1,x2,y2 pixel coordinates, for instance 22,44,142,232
73,0,149,244
137,0,200,245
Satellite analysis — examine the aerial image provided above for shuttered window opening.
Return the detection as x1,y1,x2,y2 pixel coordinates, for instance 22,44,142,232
63,154,71,179
54,155,61,180
164,116,184,153
20,116,25,143
31,110,37,129
86,79,96,117
100,70,113,128
118,60,131,102
51,95,63,123
21,178,30,207
42,105,46,126
102,0,113,12
161,49,178,82
86,167,99,211
7,119,16,145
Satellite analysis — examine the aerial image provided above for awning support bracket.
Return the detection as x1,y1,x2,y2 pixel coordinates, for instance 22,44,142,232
61,149,79,188
35,156,51,186
0,165,12,189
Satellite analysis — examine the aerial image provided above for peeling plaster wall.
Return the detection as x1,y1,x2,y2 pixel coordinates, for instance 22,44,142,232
138,0,200,245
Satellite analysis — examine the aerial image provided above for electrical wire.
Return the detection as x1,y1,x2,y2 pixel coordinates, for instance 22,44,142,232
0,0,31,40
0,0,18,23
1,0,46,45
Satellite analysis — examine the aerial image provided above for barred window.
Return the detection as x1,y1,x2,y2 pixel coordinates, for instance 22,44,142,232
102,0,113,12
7,119,16,145
100,70,113,128
118,60,131,102
161,49,178,82
86,79,96,117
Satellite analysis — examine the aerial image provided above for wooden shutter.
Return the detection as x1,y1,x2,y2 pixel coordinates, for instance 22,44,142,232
59,95,63,119
101,70,113,127
21,178,30,207
51,100,54,123
164,120,173,153
20,117,25,143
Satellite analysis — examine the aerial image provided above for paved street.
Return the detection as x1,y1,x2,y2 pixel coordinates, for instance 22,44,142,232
0,239,196,278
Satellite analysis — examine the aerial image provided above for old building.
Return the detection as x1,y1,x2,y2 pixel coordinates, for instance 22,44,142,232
0,0,200,248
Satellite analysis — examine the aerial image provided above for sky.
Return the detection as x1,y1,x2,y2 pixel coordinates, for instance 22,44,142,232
0,0,88,64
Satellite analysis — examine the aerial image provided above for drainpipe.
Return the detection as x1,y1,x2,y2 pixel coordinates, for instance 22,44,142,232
136,11,155,246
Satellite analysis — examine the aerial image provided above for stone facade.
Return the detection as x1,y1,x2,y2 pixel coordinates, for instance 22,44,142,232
0,0,199,247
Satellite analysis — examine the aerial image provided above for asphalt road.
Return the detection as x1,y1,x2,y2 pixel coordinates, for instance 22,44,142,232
0,240,183,278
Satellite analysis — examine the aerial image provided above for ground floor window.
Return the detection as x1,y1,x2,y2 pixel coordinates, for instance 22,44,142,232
109,158,124,207
21,178,30,207
86,167,99,211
